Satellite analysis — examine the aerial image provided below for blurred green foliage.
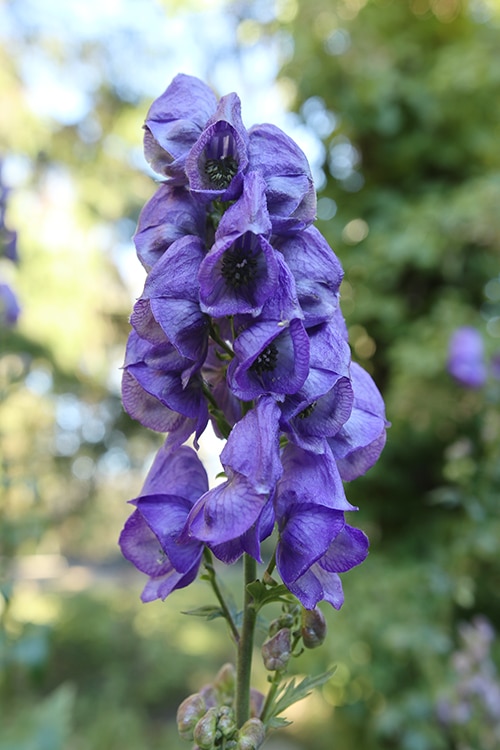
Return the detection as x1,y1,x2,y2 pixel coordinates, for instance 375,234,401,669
1,1,500,749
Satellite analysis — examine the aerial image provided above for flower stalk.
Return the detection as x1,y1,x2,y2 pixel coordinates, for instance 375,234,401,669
235,554,257,727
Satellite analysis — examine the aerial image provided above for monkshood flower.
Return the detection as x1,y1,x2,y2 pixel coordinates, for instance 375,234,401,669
119,444,208,602
120,71,389,740
121,329,208,450
447,326,487,388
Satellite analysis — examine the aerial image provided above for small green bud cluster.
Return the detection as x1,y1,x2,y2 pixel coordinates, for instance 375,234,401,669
176,663,265,749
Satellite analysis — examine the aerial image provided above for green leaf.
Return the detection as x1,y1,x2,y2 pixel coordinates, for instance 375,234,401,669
264,667,336,726
246,580,294,611
267,717,292,729
181,605,226,621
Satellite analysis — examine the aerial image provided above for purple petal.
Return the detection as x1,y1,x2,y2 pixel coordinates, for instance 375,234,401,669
144,73,217,180
287,566,344,610
141,564,199,603
276,227,344,327
328,363,388,481
135,494,203,574
142,444,208,502
277,503,345,583
186,475,269,545
248,123,316,233
319,524,369,573
134,184,206,270
119,509,171,577
276,442,355,514
220,396,282,492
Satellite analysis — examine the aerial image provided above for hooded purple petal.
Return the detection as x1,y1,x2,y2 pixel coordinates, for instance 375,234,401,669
142,443,209,500
319,524,369,573
134,183,206,270
133,235,208,362
185,397,282,545
143,73,217,181
275,227,344,327
287,566,344,610
276,503,345,583
276,442,355,515
248,123,316,233
328,363,389,481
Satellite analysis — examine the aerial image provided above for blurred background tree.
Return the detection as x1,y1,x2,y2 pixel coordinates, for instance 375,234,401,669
0,1,499,749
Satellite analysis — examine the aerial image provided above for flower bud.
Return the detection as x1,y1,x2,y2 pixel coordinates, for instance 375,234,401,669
213,662,236,704
176,693,207,741
199,683,219,709
193,706,218,749
236,718,266,750
217,706,237,739
262,628,291,671
249,688,265,719
301,606,327,649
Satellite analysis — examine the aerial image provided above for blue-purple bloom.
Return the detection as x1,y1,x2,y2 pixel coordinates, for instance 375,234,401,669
447,327,487,389
0,281,20,327
120,73,388,610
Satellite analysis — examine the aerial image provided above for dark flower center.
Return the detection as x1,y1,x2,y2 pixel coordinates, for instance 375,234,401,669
205,156,238,189
298,401,317,419
251,343,278,375
221,246,258,289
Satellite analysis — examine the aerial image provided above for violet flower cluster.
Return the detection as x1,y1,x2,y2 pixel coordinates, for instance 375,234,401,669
437,616,500,748
0,162,20,327
119,74,388,610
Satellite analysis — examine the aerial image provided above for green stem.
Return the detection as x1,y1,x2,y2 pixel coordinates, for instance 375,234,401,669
260,669,284,726
203,549,240,643
235,554,257,727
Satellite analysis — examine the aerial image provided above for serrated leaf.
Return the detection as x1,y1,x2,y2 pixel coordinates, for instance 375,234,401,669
246,580,294,611
264,667,336,725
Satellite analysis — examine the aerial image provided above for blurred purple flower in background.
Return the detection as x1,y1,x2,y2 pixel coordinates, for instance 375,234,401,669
447,326,487,388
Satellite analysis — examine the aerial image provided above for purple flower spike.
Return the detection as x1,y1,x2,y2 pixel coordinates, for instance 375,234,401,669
119,445,208,602
134,184,206,270
199,173,279,317
447,326,487,388
248,123,316,233
143,73,217,181
185,93,249,201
